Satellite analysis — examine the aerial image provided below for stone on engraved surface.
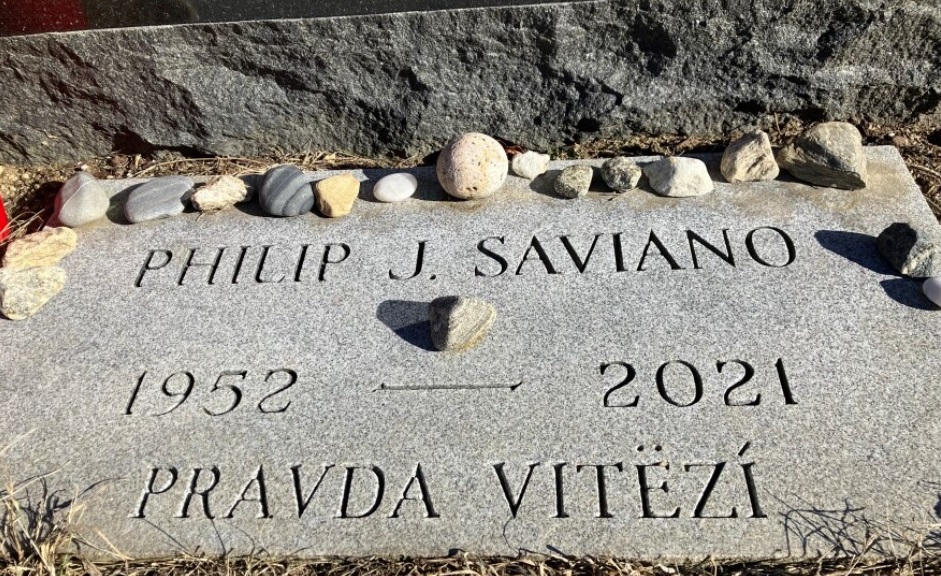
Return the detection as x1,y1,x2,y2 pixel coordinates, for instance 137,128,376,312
428,295,496,352
55,171,109,227
259,165,315,217
1,227,77,269
600,157,643,192
777,122,868,189
315,173,360,218
643,157,715,197
511,151,551,180
190,175,250,212
877,222,941,278
124,176,195,223
373,173,418,203
436,133,508,200
554,165,593,199
924,277,941,308
0,266,66,321
720,131,780,183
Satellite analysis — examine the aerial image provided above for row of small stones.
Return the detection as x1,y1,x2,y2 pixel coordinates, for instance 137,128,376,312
0,121,939,323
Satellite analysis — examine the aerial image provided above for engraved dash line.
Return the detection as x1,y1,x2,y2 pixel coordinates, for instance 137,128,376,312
375,381,523,392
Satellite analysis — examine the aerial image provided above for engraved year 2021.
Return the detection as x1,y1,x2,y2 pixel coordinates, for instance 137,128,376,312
599,358,797,408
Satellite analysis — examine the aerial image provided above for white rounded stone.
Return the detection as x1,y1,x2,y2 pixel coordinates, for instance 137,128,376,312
436,133,508,200
511,151,550,180
923,277,941,308
373,173,418,203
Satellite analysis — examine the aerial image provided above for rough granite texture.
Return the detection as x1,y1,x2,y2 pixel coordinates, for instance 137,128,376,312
0,1,939,164
1,148,940,560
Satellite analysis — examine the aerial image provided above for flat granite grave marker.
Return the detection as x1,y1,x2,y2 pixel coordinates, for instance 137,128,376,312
2,147,941,560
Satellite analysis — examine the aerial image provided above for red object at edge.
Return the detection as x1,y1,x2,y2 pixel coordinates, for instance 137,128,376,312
0,192,9,241
0,0,88,36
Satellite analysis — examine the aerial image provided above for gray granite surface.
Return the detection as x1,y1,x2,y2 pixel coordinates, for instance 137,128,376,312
2,147,941,560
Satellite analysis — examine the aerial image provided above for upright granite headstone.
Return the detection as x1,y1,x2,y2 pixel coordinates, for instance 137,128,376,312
0,1,938,164
1,147,940,560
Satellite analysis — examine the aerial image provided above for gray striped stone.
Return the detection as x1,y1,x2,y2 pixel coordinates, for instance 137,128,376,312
259,165,315,217
124,176,195,224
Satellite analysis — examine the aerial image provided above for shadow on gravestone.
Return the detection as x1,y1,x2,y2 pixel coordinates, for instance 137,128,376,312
780,493,941,558
814,230,936,311
814,230,895,275
879,278,937,311
528,169,564,199
106,183,141,226
376,299,436,351
0,475,112,545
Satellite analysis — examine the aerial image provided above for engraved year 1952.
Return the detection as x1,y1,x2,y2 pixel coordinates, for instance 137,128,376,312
599,358,797,408
124,368,298,416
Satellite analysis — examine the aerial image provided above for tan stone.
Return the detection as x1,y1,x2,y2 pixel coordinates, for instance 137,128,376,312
190,175,250,212
720,131,779,183
0,266,66,320
428,296,497,352
2,227,77,269
315,173,360,218
436,133,508,200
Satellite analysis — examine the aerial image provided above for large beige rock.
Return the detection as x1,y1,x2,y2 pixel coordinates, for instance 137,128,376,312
2,227,77,269
315,173,360,218
191,175,250,211
0,266,66,320
643,157,715,197
776,122,867,189
436,133,508,200
721,131,779,182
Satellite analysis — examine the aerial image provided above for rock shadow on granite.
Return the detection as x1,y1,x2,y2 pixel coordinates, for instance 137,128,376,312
377,299,436,351
234,173,288,217
106,182,142,225
880,278,936,311
815,230,895,275
815,230,935,310
528,169,563,199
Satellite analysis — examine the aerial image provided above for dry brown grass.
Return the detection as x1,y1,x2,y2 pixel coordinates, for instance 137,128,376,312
2,468,941,576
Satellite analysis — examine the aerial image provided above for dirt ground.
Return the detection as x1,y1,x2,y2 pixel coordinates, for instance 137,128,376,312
1,120,939,244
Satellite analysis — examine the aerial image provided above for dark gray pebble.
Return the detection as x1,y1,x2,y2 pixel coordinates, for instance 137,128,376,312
877,222,941,278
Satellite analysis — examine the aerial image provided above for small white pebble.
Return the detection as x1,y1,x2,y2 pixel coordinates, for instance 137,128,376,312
511,151,551,180
923,277,941,308
373,173,418,203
